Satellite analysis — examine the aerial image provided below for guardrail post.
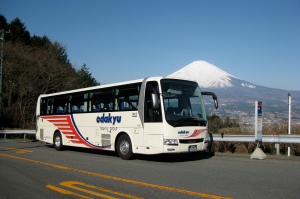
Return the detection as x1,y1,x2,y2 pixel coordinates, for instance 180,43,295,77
4,133,6,139
276,143,280,155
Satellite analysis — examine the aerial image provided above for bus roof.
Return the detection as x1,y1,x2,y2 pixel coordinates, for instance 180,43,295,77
38,76,197,97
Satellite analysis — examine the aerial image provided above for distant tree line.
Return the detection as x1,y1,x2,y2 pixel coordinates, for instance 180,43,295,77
0,14,99,129
207,114,240,134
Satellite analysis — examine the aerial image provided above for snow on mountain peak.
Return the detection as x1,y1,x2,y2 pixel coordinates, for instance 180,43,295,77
168,60,237,88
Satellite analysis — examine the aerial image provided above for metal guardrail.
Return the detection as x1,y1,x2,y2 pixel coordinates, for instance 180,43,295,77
1,130,299,144
208,134,300,155
208,134,300,144
1,130,299,156
0,130,36,139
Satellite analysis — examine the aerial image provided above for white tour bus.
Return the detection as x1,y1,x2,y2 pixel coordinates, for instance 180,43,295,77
36,77,218,159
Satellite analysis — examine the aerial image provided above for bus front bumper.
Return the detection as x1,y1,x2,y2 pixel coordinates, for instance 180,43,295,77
164,140,208,153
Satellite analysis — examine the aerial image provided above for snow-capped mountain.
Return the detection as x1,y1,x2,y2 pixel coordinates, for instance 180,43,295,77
168,60,256,89
168,61,300,123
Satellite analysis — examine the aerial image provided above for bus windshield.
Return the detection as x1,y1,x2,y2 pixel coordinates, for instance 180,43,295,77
161,79,207,127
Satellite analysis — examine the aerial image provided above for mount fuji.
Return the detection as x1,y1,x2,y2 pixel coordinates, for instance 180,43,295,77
168,61,300,123
169,61,255,89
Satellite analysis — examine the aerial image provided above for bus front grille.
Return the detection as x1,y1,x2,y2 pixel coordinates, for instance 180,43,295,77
179,138,204,144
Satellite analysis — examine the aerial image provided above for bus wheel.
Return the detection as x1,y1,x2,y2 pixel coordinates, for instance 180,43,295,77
117,134,133,160
53,132,63,151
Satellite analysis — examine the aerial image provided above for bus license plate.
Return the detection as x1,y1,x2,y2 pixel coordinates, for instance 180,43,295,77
189,145,197,152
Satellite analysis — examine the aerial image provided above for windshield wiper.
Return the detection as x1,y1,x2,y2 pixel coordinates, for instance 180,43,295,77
172,118,196,127
197,119,207,126
171,118,207,127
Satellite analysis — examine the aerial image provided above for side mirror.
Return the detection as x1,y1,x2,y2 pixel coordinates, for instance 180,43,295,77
151,93,159,109
213,98,218,109
201,92,219,109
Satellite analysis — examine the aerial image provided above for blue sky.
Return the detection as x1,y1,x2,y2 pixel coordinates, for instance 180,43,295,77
1,0,299,90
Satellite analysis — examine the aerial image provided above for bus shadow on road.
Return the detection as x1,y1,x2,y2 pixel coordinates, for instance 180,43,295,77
133,152,215,162
45,144,117,157
45,144,215,162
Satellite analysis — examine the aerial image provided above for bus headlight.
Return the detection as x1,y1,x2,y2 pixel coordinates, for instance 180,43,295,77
164,139,178,145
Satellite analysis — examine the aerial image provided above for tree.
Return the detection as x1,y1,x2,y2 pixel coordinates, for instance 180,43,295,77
76,63,100,88
8,17,31,45
35,42,78,94
0,14,9,32
1,41,78,128
207,114,240,134
0,15,100,129
31,35,51,48
208,114,223,133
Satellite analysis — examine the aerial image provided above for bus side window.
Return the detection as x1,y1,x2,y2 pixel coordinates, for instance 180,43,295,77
90,92,100,112
54,96,68,114
69,92,88,113
41,98,48,115
115,83,141,111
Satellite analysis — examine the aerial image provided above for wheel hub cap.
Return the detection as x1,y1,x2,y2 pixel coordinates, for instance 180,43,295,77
55,136,61,147
120,140,129,155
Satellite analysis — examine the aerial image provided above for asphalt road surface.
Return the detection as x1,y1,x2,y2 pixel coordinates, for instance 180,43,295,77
0,139,299,199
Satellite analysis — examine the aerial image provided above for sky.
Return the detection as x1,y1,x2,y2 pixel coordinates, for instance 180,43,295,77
1,0,300,91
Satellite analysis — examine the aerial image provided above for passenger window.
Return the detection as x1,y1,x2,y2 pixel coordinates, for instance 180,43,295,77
69,93,88,113
89,89,114,112
115,84,140,111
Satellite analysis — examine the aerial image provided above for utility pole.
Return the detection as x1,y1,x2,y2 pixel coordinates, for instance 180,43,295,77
288,93,291,156
0,29,10,117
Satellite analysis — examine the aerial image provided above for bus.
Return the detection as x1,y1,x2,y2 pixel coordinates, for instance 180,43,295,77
36,77,218,159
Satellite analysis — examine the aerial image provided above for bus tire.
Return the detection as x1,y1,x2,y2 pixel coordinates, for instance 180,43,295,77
53,131,63,151
117,134,133,160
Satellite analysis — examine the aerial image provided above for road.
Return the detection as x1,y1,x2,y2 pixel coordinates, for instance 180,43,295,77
0,139,299,199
